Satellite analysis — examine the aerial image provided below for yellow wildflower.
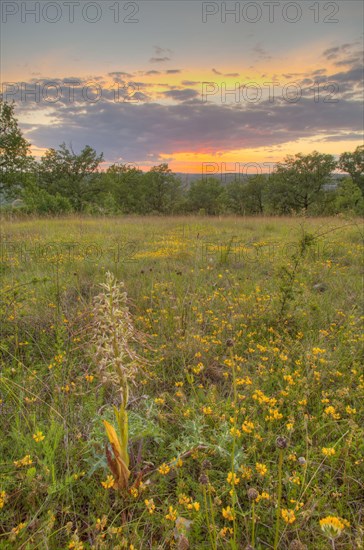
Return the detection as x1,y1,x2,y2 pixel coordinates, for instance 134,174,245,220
222,506,235,521
32,431,45,443
320,516,349,538
158,463,170,475
256,463,268,477
322,447,336,457
281,508,296,524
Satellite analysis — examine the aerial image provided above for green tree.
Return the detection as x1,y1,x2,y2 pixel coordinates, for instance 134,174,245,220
187,177,227,215
22,182,73,214
38,143,103,210
105,163,145,213
334,177,364,214
268,151,337,213
143,164,182,214
227,175,267,215
338,146,364,195
0,99,34,199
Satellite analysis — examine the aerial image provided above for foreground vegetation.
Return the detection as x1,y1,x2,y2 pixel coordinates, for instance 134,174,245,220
0,215,363,549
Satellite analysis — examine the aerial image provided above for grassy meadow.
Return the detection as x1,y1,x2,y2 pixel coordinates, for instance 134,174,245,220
0,215,363,549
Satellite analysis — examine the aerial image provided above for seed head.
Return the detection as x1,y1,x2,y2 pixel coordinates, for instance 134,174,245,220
288,541,307,550
199,473,209,486
201,459,212,471
276,436,288,449
247,488,259,501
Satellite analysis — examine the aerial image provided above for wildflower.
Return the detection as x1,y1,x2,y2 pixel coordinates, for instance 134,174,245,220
256,463,268,477
242,420,254,434
129,487,138,498
165,506,177,521
9,522,26,541
154,397,165,405
173,457,183,468
324,406,341,420
320,516,349,539
222,506,235,521
202,406,213,415
101,475,115,489
289,473,301,485
322,447,336,457
220,526,234,537
158,463,170,475
178,494,191,506
265,408,283,421
95,516,107,531
0,491,7,509
187,501,200,511
32,431,45,443
281,508,296,524
230,427,241,438
345,406,356,415
14,455,32,468
145,499,156,514
239,465,253,480
68,541,84,550
256,491,270,502
227,472,240,485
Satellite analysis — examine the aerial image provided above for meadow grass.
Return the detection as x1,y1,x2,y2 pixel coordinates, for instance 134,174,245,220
0,215,363,549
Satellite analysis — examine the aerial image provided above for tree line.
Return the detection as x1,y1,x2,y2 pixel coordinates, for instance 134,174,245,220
1,99,363,216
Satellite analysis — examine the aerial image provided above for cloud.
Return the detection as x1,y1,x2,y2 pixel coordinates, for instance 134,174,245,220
252,44,272,61
166,69,181,74
162,89,199,101
22,91,362,165
212,68,240,77
318,133,364,142
149,57,170,63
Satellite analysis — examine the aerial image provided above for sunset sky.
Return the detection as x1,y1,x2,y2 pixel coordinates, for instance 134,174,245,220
1,0,363,172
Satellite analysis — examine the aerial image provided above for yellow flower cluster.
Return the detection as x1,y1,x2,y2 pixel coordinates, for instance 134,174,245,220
256,463,268,477
14,455,32,468
32,431,45,443
0,491,7,509
322,447,336,457
145,499,156,514
158,463,170,475
226,472,240,485
320,516,350,538
222,506,235,521
165,506,177,521
101,475,115,489
281,508,296,524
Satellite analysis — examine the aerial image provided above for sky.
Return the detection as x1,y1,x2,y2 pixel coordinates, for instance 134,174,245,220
1,0,363,173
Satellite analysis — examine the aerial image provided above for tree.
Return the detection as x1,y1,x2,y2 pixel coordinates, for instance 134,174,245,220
270,151,336,212
227,175,267,215
38,143,104,210
187,177,227,215
338,146,364,195
105,163,145,213
0,99,34,199
333,178,364,214
143,164,182,214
